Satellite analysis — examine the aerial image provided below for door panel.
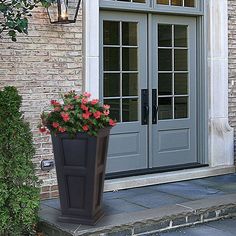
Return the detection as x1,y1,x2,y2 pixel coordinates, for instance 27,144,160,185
100,12,148,173
151,15,197,167
158,129,190,152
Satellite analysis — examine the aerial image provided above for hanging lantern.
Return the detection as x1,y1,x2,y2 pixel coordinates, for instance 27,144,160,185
47,0,82,24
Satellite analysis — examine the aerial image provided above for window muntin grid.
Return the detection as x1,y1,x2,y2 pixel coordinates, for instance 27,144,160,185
100,0,202,13
103,21,139,123
157,23,189,120
103,0,195,6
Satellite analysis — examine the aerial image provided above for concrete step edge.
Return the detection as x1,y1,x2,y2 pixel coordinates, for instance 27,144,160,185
39,193,236,236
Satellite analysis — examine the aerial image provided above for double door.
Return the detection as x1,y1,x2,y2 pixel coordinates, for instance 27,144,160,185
100,11,198,175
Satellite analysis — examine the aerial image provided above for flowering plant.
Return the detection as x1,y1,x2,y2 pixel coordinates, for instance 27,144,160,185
39,91,116,136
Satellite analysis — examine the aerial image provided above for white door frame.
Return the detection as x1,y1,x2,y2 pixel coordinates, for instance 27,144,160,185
83,0,235,190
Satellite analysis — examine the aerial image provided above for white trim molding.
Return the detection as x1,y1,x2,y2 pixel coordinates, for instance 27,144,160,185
83,0,235,189
207,0,234,167
83,0,100,98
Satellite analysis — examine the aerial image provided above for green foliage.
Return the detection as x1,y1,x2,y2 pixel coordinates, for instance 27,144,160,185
0,87,40,236
0,0,54,41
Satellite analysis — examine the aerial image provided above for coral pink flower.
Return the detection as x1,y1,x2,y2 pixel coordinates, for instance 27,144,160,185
52,122,59,128
54,106,61,112
64,106,69,111
83,92,91,98
91,99,99,105
104,110,110,116
82,98,88,104
63,105,73,111
82,112,91,120
69,105,74,110
82,125,89,131
103,104,110,110
81,104,88,111
58,127,66,133
109,119,116,126
74,95,80,99
61,112,70,122
93,111,101,119
51,100,60,106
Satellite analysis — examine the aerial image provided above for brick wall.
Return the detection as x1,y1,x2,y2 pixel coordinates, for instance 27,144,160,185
0,6,83,199
228,0,236,158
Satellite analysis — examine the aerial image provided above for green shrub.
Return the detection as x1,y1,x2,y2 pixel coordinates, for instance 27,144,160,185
0,87,40,236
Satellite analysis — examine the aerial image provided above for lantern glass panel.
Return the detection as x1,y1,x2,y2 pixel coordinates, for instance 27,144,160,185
47,0,81,24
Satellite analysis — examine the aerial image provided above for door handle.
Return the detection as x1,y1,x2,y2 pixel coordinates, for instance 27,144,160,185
153,105,158,124
152,89,158,124
144,105,149,124
141,89,149,125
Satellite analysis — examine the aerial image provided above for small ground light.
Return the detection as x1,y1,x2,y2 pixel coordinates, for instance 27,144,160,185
41,159,55,171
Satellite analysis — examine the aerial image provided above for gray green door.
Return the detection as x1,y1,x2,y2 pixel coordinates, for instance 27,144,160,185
100,12,148,173
151,15,197,167
100,12,198,174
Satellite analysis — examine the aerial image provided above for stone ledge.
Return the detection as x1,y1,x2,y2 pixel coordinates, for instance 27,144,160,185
39,193,236,236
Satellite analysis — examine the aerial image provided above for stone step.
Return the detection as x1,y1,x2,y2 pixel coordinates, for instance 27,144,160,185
39,193,236,236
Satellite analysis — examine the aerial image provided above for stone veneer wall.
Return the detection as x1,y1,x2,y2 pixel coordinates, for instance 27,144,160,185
0,6,83,199
228,0,236,159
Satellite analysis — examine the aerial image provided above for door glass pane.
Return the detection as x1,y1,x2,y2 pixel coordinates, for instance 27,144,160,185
122,98,138,122
158,23,189,121
158,24,172,47
158,73,172,95
103,21,120,45
122,48,138,71
157,0,196,7
174,49,188,71
104,73,120,97
104,47,120,71
174,97,188,119
158,49,172,71
171,0,183,6
174,73,188,95
104,99,120,122
103,20,139,124
122,22,137,46
157,0,169,5
122,73,138,96
157,0,169,4
174,25,187,47
184,0,195,7
158,97,173,120
117,0,146,2
133,0,146,2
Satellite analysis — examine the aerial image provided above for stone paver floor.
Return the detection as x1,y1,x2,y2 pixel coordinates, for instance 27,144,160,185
42,173,236,216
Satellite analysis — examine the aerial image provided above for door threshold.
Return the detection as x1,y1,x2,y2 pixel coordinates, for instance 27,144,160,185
105,163,208,179
104,165,235,192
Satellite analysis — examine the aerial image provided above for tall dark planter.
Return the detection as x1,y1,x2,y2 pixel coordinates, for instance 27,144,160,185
51,127,111,225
